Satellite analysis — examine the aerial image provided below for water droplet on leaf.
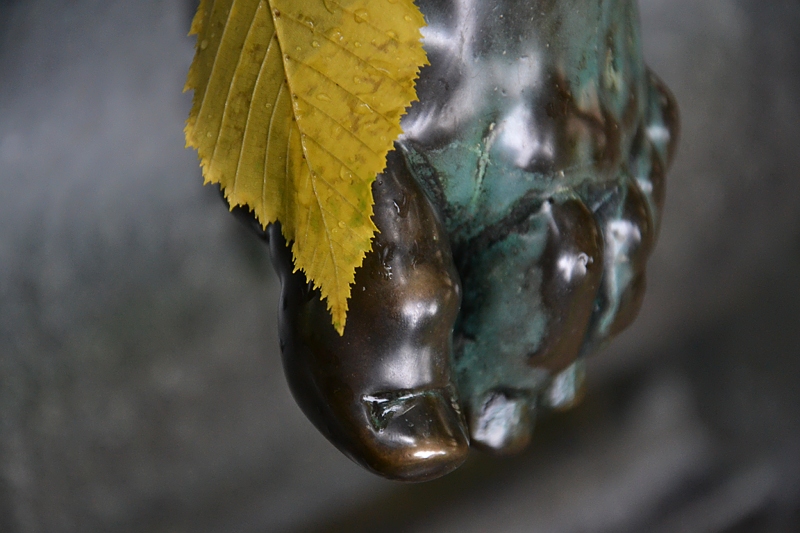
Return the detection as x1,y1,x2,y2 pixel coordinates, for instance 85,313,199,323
340,167,353,181
354,102,372,115
393,193,409,217
328,27,344,41
354,8,369,23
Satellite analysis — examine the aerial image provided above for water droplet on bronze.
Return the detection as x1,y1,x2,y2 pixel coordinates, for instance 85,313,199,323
380,244,394,279
409,241,421,268
200,39,209,50
316,93,331,102
371,242,394,280
312,41,320,48
393,193,409,217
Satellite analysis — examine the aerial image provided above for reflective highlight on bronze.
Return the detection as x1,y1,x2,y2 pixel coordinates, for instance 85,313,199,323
268,149,468,482
232,0,679,480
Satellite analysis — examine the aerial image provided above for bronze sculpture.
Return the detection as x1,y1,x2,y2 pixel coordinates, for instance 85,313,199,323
233,0,678,481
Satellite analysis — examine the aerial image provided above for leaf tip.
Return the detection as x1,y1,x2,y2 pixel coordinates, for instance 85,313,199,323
332,318,346,337
188,0,210,37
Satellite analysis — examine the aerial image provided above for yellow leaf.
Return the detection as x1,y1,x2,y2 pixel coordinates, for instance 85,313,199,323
184,0,428,334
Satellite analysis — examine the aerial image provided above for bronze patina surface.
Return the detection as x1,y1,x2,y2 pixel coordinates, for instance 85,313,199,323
240,0,679,481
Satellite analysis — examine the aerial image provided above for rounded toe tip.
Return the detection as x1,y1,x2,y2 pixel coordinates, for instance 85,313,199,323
358,389,470,482
469,390,535,455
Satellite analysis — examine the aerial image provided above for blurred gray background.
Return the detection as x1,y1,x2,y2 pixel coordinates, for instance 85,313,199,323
1,0,799,531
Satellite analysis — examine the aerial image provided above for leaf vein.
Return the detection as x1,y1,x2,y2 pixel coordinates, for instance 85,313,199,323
310,179,342,296
197,0,240,144
283,104,294,226
317,206,367,239
303,135,376,214
292,57,398,129
294,92,382,158
279,12,405,86
307,0,409,50
210,0,256,178
263,79,285,220
225,4,264,196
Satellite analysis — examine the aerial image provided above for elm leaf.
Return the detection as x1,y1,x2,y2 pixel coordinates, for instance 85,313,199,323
184,0,428,334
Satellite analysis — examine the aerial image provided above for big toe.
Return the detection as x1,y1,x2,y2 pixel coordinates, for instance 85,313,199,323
359,388,470,482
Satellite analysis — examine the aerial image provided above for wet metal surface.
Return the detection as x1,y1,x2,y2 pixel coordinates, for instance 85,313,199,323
0,0,799,530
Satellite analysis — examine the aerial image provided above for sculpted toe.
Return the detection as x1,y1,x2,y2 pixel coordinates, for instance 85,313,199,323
469,389,535,455
359,389,469,481
267,149,466,481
